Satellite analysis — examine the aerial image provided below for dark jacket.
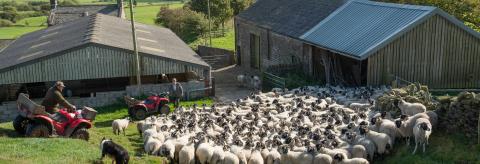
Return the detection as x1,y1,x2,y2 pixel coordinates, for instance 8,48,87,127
41,87,74,114
169,83,183,98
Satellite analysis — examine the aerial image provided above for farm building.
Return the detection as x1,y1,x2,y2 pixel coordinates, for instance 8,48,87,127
235,0,480,89
48,0,125,26
0,14,211,101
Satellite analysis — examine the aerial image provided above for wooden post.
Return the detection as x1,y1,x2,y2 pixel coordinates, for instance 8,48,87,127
128,0,142,94
478,113,480,145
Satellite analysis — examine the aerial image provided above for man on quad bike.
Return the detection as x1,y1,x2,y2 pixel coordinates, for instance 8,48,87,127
41,81,76,114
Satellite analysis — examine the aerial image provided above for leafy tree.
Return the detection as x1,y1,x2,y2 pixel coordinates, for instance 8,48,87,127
231,0,254,15
156,7,209,43
186,0,233,28
377,0,480,31
0,6,18,23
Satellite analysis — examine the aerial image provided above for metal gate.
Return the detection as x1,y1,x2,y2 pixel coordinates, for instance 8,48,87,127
262,72,286,91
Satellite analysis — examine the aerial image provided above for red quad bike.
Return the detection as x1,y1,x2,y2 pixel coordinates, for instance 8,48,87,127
125,92,170,120
13,93,97,141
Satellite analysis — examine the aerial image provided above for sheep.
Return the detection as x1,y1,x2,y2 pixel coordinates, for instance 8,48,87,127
137,120,145,135
313,153,333,164
395,113,430,145
179,137,196,164
144,135,163,155
196,137,214,164
224,150,241,164
344,145,367,159
248,148,264,164
210,146,225,164
278,145,313,164
266,148,281,164
359,127,392,155
160,139,176,162
316,144,350,160
371,117,398,144
112,117,130,136
351,134,376,161
231,145,248,164
333,154,369,164
395,99,426,116
412,118,432,154
238,74,246,87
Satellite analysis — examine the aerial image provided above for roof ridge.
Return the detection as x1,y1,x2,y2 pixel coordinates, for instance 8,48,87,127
83,14,101,43
350,0,436,11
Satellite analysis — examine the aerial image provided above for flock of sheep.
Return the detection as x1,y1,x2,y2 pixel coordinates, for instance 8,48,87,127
112,85,437,164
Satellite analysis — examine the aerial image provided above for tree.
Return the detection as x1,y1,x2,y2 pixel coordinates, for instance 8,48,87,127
156,7,209,43
186,0,233,28
0,6,18,23
377,0,480,32
231,0,254,15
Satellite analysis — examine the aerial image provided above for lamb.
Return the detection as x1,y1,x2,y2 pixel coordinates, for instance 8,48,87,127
395,113,430,145
278,145,313,164
238,74,246,87
371,117,398,144
359,127,392,155
395,99,426,116
179,137,196,164
210,146,225,164
160,139,176,162
266,148,281,164
144,135,163,155
224,150,241,164
412,118,432,154
333,154,369,164
112,117,130,136
313,153,333,164
196,137,214,164
343,145,367,159
248,148,264,164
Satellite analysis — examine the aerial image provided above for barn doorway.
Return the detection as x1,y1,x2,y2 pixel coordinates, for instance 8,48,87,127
250,33,260,69
312,46,367,86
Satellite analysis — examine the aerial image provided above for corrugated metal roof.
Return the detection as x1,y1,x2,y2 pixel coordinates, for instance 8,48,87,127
237,0,347,38
301,0,437,59
0,14,210,71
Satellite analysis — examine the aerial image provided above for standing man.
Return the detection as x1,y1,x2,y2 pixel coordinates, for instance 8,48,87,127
41,81,76,114
169,78,183,108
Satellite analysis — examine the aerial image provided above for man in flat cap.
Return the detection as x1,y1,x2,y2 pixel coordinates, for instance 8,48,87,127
41,81,76,114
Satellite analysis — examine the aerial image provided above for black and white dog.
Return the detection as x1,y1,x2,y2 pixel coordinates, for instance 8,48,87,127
100,137,130,164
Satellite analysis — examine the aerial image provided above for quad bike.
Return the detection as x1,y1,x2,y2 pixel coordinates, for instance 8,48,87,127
13,93,97,141
125,92,170,120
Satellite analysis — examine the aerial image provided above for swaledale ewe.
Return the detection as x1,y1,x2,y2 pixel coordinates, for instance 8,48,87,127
133,85,436,163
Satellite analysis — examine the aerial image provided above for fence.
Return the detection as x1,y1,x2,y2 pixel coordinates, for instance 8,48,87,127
197,46,235,69
262,72,286,91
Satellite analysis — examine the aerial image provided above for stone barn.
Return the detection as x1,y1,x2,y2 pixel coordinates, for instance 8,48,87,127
0,14,211,102
48,0,125,26
235,0,480,89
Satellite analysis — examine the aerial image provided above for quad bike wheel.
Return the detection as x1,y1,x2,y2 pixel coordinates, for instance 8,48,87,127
26,124,50,138
71,128,89,141
134,108,147,120
159,105,170,115
13,115,29,135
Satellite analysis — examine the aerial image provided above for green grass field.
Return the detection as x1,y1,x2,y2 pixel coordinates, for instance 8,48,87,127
0,16,47,39
190,28,235,51
0,98,213,163
125,3,184,25
0,96,479,163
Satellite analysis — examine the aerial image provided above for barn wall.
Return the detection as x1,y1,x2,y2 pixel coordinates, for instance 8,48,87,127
367,15,480,89
0,44,209,84
235,17,310,73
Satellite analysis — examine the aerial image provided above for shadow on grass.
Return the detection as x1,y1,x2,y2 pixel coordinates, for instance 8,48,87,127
94,120,114,128
0,127,20,137
128,136,146,157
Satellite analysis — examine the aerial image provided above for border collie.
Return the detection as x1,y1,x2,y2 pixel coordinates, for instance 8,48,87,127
100,137,130,164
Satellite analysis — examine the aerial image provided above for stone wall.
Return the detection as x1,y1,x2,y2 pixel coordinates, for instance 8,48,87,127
235,17,312,74
197,46,235,69
0,81,210,122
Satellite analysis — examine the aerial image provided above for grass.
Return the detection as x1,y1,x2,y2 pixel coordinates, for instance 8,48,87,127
0,16,47,39
0,96,479,163
0,26,45,39
0,98,213,164
377,132,480,164
125,2,184,25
